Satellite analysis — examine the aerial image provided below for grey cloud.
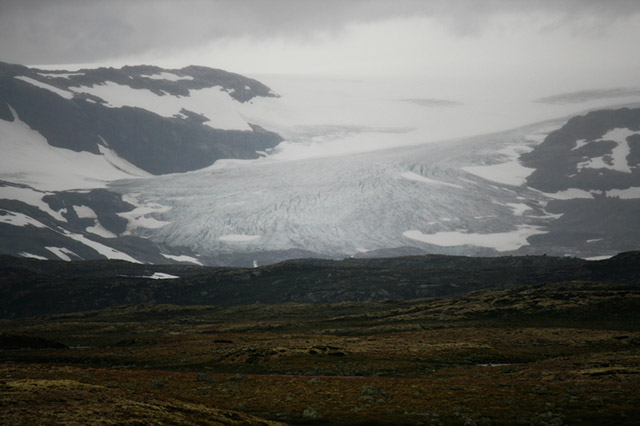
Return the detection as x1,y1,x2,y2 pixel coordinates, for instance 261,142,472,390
1,0,639,66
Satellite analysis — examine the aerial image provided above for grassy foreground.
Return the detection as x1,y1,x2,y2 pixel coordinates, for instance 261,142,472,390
1,281,639,425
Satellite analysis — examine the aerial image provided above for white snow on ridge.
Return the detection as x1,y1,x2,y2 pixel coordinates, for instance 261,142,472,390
14,76,75,99
86,222,117,238
400,171,463,189
607,187,640,199
19,252,48,260
0,186,66,222
98,142,151,177
402,225,547,252
161,253,203,265
62,230,141,263
37,72,85,79
0,106,150,191
70,82,251,131
577,128,637,173
72,204,117,238
0,210,48,228
140,72,193,81
45,246,79,261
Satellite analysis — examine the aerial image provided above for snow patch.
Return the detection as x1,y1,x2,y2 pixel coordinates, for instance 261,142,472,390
540,188,595,200
19,252,48,260
70,82,251,131
402,225,546,252
145,272,180,279
73,205,97,219
585,255,614,261
0,106,150,191
62,230,141,263
572,139,589,151
117,195,171,233
576,128,637,173
45,246,79,261
0,210,48,228
463,161,535,187
161,253,203,265
606,187,640,199
86,222,117,238
0,186,66,221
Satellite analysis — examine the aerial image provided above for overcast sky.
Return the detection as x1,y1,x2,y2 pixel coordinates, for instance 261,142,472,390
1,0,640,94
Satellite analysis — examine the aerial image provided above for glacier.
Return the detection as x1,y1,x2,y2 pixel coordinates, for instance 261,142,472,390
110,122,567,258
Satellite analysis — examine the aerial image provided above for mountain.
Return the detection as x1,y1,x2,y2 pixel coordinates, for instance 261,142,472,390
1,61,639,265
0,62,282,264
0,62,282,174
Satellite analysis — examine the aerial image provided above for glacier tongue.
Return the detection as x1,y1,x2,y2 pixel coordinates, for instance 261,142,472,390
109,124,560,258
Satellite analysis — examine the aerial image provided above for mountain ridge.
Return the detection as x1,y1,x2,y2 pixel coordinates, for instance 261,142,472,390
1,251,638,318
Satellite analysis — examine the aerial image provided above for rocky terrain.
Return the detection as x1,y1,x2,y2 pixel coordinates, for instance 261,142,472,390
1,279,639,424
1,251,639,319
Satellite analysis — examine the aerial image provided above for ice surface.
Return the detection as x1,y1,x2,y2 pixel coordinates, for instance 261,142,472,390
109,124,560,257
400,171,464,189
219,234,261,243
504,203,533,216
14,76,74,99
462,145,536,186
